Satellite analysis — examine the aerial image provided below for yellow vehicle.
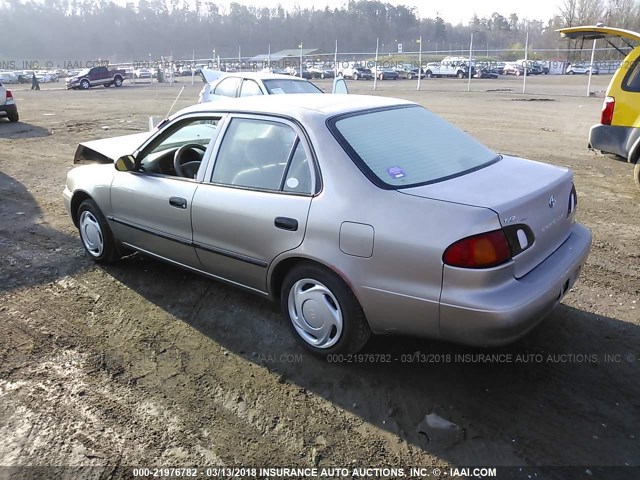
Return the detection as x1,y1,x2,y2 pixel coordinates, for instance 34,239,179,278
558,25,640,190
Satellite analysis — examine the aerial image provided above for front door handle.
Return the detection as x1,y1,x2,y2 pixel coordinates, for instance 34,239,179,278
274,217,298,231
169,196,187,209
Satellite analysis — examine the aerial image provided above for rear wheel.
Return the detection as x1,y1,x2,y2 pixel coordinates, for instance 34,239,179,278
457,70,465,78
281,262,371,356
114,76,123,87
634,161,640,191
7,109,18,122
103,83,112,88
426,71,433,78
353,73,359,80
77,199,120,264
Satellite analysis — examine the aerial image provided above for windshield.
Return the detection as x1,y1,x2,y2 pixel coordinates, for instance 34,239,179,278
77,68,90,76
329,105,499,188
263,79,323,94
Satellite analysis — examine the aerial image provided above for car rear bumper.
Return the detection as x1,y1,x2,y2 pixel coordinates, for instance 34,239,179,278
589,123,639,159
0,104,17,116
438,223,592,347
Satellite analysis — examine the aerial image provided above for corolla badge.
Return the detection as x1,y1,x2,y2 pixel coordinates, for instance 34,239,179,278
548,195,557,208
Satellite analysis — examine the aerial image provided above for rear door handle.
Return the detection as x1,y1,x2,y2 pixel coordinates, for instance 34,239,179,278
169,196,187,209
274,217,298,231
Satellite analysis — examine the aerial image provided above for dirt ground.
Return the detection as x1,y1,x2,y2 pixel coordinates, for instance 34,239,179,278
0,75,638,479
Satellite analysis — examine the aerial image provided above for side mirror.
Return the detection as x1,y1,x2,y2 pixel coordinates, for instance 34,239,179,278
115,155,136,172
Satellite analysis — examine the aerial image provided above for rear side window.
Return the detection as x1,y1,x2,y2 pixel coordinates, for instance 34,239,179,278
211,118,296,191
622,57,640,92
214,77,241,97
329,105,498,189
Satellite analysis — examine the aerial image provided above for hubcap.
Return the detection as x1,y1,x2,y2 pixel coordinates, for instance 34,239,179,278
288,278,343,349
79,211,104,257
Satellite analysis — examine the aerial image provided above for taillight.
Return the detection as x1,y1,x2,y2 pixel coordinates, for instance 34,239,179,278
6,90,13,101
568,183,577,215
443,230,512,269
601,96,615,125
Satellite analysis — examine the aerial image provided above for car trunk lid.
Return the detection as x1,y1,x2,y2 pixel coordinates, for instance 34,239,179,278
400,155,575,278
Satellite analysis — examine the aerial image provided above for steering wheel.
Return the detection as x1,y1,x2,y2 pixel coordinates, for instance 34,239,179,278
174,143,206,178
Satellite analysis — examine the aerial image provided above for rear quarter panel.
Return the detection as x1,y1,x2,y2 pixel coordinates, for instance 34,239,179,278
610,47,640,128
278,117,502,338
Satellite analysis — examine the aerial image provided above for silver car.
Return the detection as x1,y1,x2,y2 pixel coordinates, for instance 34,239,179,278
63,95,592,355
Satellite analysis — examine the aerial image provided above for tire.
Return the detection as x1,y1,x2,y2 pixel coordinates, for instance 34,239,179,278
281,262,371,356
103,83,112,87
80,79,90,89
407,73,413,80
321,73,326,79
634,161,640,191
76,199,120,264
426,71,433,78
7,109,18,122
114,76,123,87
568,70,575,75
353,73,359,80
457,70,465,78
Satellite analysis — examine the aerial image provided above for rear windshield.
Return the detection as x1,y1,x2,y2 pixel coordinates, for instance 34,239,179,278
329,105,498,188
263,79,323,94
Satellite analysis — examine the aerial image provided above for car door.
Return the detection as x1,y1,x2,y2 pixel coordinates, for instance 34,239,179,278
110,115,222,267
191,115,316,293
91,66,105,84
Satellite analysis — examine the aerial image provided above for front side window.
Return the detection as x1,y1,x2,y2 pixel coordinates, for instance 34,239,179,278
137,118,219,176
212,118,299,191
329,105,498,188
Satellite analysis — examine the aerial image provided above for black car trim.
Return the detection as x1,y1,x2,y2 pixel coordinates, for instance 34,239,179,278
108,216,268,267
192,242,268,267
108,216,192,246
120,242,269,296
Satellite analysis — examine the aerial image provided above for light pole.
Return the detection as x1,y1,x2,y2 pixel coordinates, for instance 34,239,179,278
417,36,422,91
299,43,303,77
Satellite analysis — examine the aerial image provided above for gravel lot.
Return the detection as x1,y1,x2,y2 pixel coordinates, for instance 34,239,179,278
0,74,638,479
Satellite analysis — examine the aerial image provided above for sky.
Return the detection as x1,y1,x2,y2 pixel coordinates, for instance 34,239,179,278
113,0,563,24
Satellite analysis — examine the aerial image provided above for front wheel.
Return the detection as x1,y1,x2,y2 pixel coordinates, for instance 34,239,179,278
80,79,90,89
77,199,120,264
353,73,359,80
281,263,371,356
634,161,640,191
457,70,465,78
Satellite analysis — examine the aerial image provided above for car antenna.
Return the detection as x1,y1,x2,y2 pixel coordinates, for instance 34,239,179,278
165,85,185,120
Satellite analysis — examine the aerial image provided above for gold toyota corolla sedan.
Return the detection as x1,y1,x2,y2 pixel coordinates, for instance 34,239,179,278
64,94,592,355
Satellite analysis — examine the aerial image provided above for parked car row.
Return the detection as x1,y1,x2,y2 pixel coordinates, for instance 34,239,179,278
0,70,62,84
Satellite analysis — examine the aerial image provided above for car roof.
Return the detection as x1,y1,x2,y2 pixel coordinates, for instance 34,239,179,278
173,94,415,120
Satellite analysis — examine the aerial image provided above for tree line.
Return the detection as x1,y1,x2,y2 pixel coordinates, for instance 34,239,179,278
2,0,640,63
